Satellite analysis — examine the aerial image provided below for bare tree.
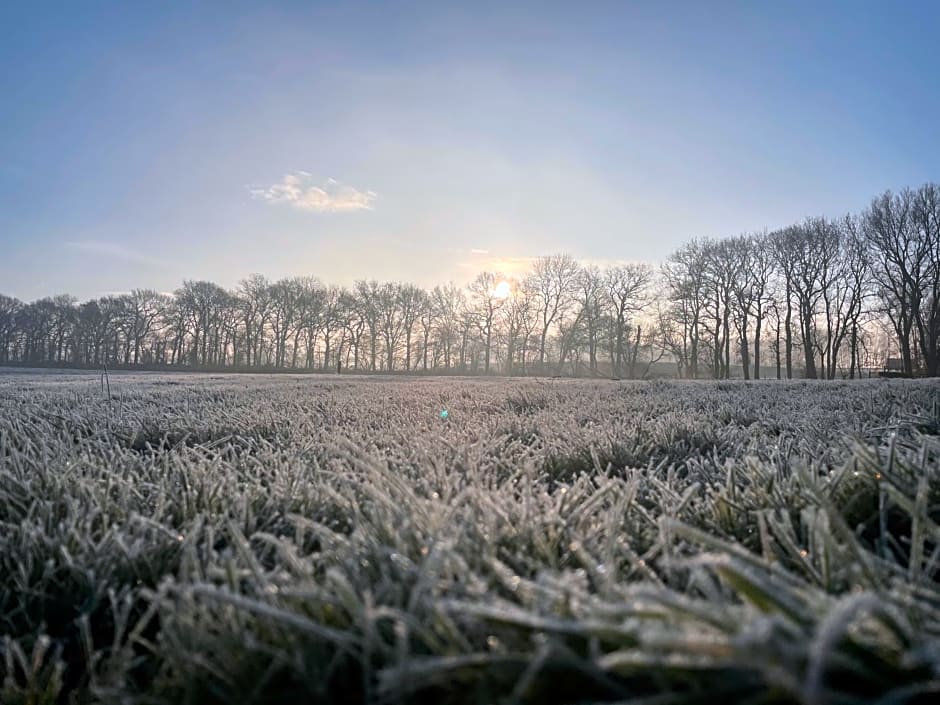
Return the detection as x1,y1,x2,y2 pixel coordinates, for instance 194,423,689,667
267,278,301,368
0,295,21,363
431,283,464,371
729,233,773,379
770,228,799,378
398,284,425,372
498,277,535,375
466,272,507,374
117,289,163,365
700,240,738,379
863,191,921,374
605,263,652,377
415,289,436,371
237,274,272,367
319,285,345,371
910,184,940,375
340,289,366,370
530,254,581,370
377,282,406,371
573,265,606,374
663,241,708,378
354,280,382,371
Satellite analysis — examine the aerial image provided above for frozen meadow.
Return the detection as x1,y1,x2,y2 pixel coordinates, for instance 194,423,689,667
1,370,940,704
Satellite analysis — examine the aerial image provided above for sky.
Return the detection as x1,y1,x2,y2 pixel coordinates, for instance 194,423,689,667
1,0,939,301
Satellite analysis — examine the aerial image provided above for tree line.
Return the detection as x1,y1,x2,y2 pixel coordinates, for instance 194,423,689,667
1,183,938,378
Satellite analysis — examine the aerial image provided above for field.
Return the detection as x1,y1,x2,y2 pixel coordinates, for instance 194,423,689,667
2,371,940,704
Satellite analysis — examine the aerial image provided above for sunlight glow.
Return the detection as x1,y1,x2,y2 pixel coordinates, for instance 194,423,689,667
492,280,511,299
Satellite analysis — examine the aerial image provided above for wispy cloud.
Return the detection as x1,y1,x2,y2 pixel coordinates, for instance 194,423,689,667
64,240,169,267
457,255,535,275
445,247,491,256
249,173,376,213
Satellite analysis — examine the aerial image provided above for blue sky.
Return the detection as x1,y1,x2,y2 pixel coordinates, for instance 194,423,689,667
1,1,938,300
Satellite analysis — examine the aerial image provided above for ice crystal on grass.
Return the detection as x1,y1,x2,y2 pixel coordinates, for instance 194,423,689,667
1,371,940,703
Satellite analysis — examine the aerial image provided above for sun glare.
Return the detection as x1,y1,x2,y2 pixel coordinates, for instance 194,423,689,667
492,280,511,299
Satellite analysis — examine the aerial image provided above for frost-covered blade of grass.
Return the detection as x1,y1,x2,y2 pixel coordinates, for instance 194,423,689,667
1,373,939,704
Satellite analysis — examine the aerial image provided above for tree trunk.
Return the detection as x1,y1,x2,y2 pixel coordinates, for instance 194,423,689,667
753,311,762,379
784,283,793,379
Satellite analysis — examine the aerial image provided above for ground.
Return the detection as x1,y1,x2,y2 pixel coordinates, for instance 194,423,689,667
1,370,939,704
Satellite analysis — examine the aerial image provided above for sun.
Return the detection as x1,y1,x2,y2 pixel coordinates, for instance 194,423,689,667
492,280,512,299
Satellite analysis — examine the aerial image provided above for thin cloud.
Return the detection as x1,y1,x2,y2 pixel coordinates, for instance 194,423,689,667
487,256,537,274
579,256,653,269
454,255,652,278
64,241,169,267
458,255,535,275
445,247,491,255
249,173,376,213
